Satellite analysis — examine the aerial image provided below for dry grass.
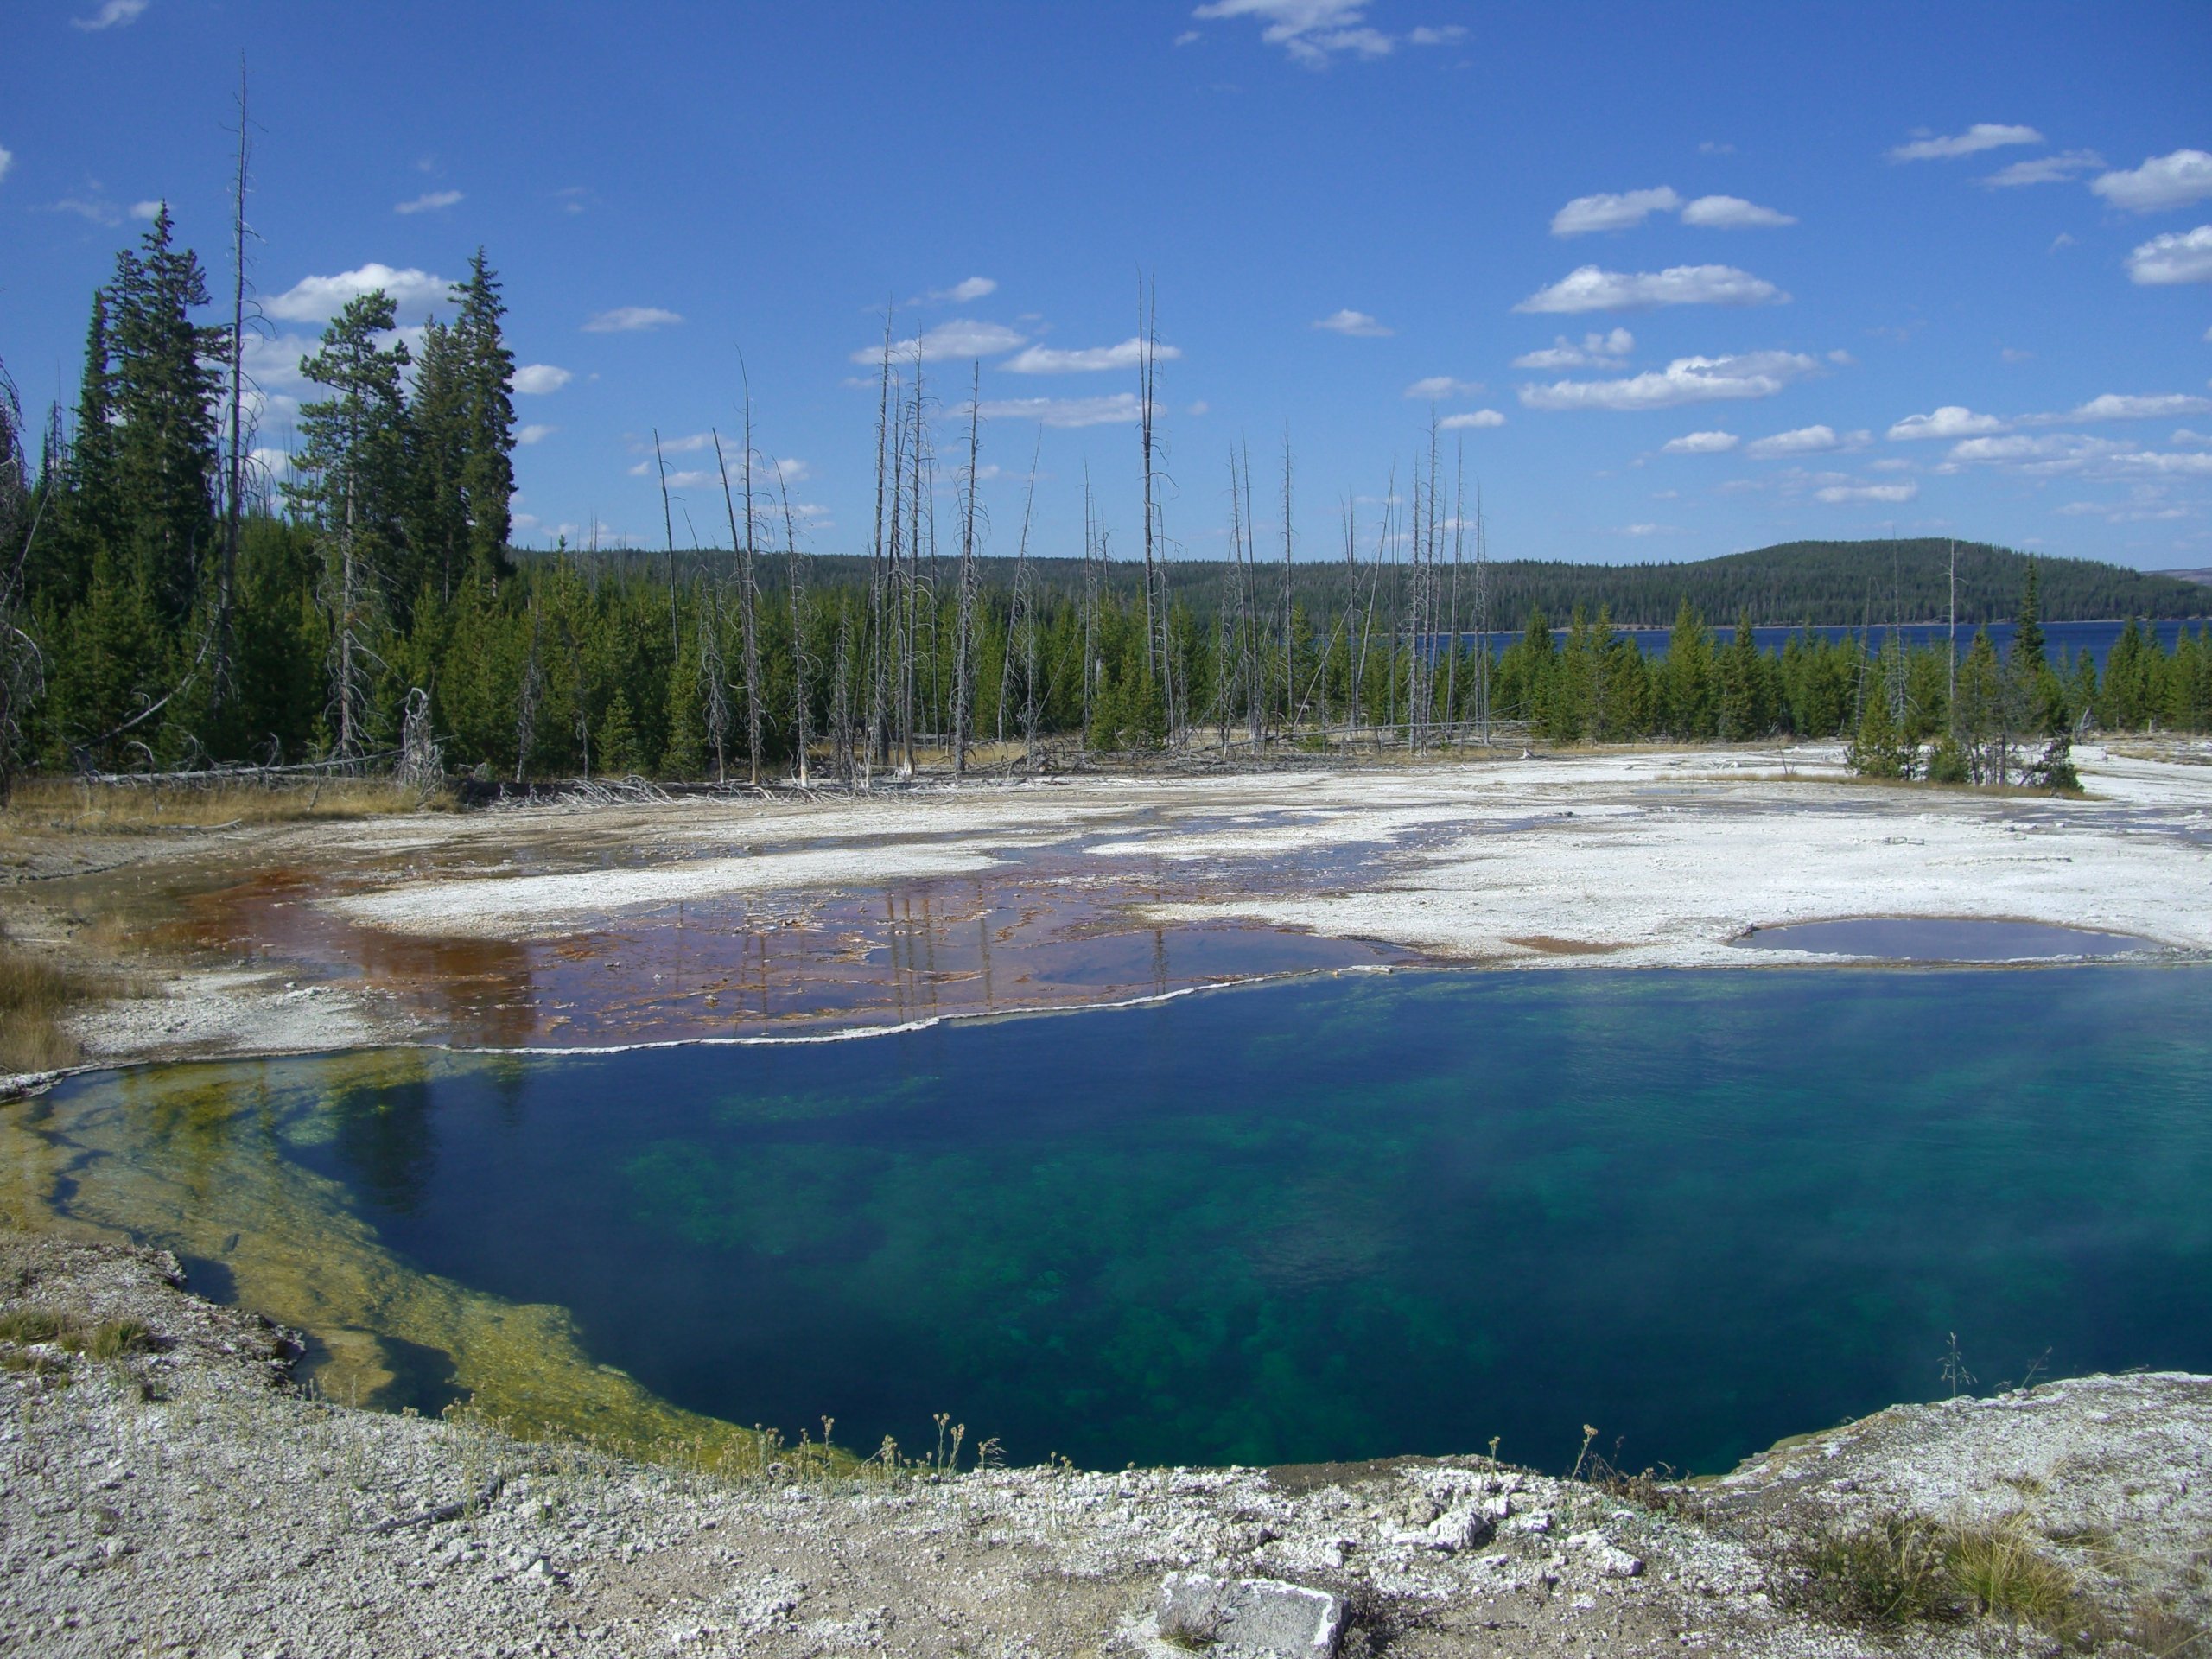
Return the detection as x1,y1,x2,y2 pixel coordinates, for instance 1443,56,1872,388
1779,1514,2102,1639
3,775,450,832
0,931,95,1075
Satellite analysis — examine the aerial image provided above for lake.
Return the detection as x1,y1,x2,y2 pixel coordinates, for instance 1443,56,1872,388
20,964,2211,1476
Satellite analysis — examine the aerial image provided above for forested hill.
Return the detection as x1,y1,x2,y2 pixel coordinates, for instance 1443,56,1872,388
1467,540,2208,627
562,538,2208,630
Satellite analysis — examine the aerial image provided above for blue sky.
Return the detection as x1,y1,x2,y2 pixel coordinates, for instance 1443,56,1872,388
4,1,2209,570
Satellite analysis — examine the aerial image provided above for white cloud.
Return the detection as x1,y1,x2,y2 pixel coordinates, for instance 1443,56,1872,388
2126,226,2212,285
1679,194,1796,228
1190,1,1460,66
851,318,1027,365
1978,149,2103,188
45,197,121,226
1887,123,2043,162
1510,328,1634,369
1003,337,1181,373
517,424,556,446
1438,409,1505,429
510,363,572,395
1887,405,2008,441
129,199,162,220
1815,481,1918,503
1313,308,1391,336
1550,187,1681,237
1518,350,1819,411
2093,150,2212,214
1175,28,1201,44
975,393,1145,428
1514,264,1785,314
0,147,11,185
2069,392,2212,421
1661,430,1739,454
584,305,684,333
73,0,148,29
266,264,448,322
918,276,997,304
1404,375,1482,398
395,189,463,215
1745,424,1866,458
1187,400,1209,416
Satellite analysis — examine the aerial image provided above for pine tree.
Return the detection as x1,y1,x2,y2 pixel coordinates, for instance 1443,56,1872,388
452,251,516,591
107,206,222,623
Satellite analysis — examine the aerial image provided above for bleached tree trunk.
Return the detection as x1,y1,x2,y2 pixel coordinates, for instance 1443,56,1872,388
952,364,982,781
216,60,252,719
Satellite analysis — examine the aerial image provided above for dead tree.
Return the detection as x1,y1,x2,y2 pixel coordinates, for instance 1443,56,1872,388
868,311,895,781
214,60,255,720
1280,428,1294,743
700,581,729,783
0,372,47,804
712,422,763,785
1446,440,1465,747
951,364,982,780
778,461,810,786
513,596,543,782
653,429,682,661
1080,466,1098,761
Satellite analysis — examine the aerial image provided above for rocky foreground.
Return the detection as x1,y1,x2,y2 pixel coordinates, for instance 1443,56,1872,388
1,1230,2205,1658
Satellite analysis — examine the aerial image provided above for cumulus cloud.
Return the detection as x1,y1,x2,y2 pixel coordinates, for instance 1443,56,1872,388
395,189,463,215
852,318,1027,365
1679,194,1797,228
1887,405,2008,441
1404,375,1483,398
1661,430,1739,454
2092,150,2212,214
2069,392,2212,421
1550,187,1681,237
1515,264,1785,314
918,276,997,304
975,393,1145,428
584,305,683,333
1745,424,1866,458
1517,350,1819,411
1003,337,1180,373
1190,1,1463,66
510,363,572,395
1313,308,1391,336
1510,329,1634,369
73,0,148,29
2126,226,2212,285
0,147,12,185
130,200,163,220
266,264,448,322
1815,481,1918,503
1887,123,2043,162
517,424,555,446
1979,149,2103,188
1438,409,1505,429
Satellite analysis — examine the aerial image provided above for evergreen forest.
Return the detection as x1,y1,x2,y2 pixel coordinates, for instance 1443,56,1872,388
3,213,2210,801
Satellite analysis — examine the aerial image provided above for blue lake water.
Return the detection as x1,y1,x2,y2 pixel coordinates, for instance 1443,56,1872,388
1440,618,2199,670
36,965,2212,1475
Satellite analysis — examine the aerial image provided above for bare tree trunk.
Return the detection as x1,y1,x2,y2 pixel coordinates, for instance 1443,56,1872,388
513,596,541,782
1281,428,1294,743
216,60,252,721
1080,467,1097,763
779,462,810,787
901,359,925,777
1446,440,1464,748
868,313,894,781
654,429,681,662
952,363,981,781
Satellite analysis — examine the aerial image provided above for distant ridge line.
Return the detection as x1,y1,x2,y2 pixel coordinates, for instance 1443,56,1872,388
525,537,2210,628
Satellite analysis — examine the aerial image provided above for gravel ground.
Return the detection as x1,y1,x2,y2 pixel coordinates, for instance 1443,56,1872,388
4,1230,2204,1657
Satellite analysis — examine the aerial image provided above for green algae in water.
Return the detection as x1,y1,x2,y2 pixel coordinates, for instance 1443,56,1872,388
19,966,2212,1473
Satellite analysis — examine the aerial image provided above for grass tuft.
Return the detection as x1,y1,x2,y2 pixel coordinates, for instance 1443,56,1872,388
2,774,450,831
0,932,93,1074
